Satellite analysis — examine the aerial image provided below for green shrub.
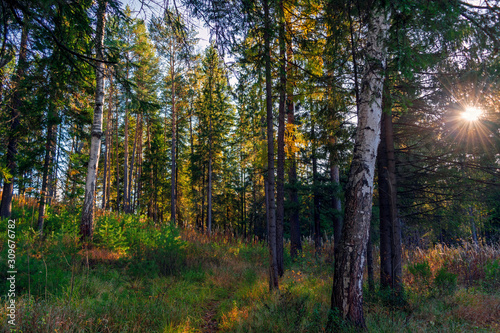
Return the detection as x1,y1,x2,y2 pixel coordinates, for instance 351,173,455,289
434,266,457,294
95,215,130,254
408,261,432,288
326,307,354,332
127,223,187,277
183,268,205,282
483,259,500,292
43,208,78,236
484,259,500,282
371,285,408,308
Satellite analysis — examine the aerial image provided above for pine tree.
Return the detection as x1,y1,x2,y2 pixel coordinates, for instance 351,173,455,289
195,45,233,234
150,10,196,225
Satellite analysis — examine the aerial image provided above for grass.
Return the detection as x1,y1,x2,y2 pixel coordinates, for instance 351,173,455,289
0,197,499,332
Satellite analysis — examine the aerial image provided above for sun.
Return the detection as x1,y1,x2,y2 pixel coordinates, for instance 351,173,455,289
462,106,483,121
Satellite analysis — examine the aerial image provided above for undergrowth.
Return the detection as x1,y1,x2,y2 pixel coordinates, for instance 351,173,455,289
0,196,499,332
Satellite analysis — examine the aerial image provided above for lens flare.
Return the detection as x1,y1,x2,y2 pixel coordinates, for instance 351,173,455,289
462,106,482,121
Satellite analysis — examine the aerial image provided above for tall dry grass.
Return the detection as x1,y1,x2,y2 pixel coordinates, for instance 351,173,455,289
404,242,500,287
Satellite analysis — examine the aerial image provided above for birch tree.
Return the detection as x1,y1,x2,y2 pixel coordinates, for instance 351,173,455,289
80,0,108,241
330,3,391,327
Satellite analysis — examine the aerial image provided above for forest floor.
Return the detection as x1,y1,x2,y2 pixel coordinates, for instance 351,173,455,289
0,202,500,332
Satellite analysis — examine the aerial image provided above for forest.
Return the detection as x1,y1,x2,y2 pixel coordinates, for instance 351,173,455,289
0,0,499,331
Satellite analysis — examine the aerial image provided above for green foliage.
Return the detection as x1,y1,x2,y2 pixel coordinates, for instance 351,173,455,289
408,261,432,286
237,242,267,264
119,217,187,277
408,261,457,296
483,259,500,292
44,209,80,243
95,215,130,254
365,285,408,309
2,204,499,333
137,224,186,277
434,267,458,295
183,268,205,283
243,267,257,285
484,259,500,282
326,308,354,332
272,289,308,328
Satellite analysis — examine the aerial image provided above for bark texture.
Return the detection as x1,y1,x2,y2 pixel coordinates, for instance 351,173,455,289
208,115,212,234
128,113,140,212
312,122,321,253
331,162,342,255
377,112,392,288
115,104,120,211
102,76,113,210
287,52,301,259
37,115,57,235
276,0,286,276
262,0,279,290
123,94,130,212
378,85,402,290
171,56,177,225
385,109,402,292
385,108,402,291
331,7,390,327
80,0,108,241
367,229,375,292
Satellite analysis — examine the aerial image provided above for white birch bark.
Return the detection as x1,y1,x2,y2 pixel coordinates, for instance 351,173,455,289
331,6,391,327
80,0,108,241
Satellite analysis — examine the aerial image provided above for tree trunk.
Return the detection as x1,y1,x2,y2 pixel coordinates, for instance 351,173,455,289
384,107,402,292
64,134,76,202
276,0,286,277
147,119,154,220
190,100,197,228
378,112,392,288
240,139,246,237
201,163,205,233
469,207,478,245
312,121,321,253
80,0,108,241
68,132,83,206
153,157,159,223
102,76,113,210
330,7,390,327
287,51,301,259
128,113,140,213
242,167,247,238
208,116,213,235
378,97,402,291
47,125,59,205
0,67,4,102
123,91,130,213
251,172,256,238
0,23,28,218
37,113,57,235
367,227,375,292
331,159,342,255
115,103,120,212
135,119,143,212
171,57,177,225
262,0,279,291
